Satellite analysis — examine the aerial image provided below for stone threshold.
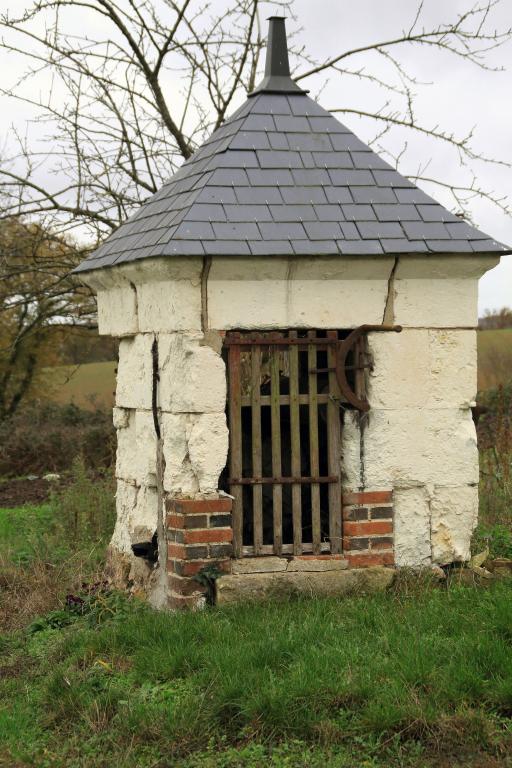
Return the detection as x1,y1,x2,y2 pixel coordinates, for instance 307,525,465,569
216,564,395,604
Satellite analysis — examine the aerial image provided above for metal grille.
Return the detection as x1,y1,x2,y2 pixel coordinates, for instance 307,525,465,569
224,330,359,558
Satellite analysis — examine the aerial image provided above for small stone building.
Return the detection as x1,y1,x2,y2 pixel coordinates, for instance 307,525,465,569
75,18,510,608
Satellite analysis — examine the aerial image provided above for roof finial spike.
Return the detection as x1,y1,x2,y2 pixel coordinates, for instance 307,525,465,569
249,16,307,96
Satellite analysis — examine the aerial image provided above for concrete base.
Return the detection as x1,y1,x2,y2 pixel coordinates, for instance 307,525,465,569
216,566,395,604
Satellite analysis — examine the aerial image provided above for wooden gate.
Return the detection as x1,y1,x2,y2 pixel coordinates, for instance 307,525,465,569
224,330,353,558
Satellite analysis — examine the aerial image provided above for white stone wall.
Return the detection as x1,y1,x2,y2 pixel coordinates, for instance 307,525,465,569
82,252,499,576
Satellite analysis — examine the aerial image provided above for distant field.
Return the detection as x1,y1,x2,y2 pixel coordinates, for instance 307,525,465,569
41,329,512,410
45,360,116,409
478,328,512,391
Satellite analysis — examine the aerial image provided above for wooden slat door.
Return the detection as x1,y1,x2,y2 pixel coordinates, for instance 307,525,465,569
225,330,344,557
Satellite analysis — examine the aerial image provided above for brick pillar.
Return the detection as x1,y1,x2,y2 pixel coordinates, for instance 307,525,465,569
342,490,394,568
166,497,233,609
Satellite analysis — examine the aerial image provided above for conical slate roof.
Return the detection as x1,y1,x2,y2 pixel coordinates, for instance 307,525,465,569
75,18,509,274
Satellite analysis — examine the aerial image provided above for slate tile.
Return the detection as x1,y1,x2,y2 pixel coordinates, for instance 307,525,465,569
329,169,374,186
196,186,237,204
314,204,345,221
203,240,251,255
235,187,283,204
212,222,260,239
251,94,292,114
209,168,249,186
288,95,328,116
249,240,294,255
372,170,414,187
257,150,303,168
259,222,307,239
304,221,343,239
161,240,204,255
324,186,353,204
381,240,426,253
402,221,450,239
395,188,435,205
416,204,460,223
286,133,333,151
242,114,276,131
342,204,376,221
268,132,289,150
274,115,310,131
357,221,404,239
426,240,473,252
331,133,369,152
213,151,259,168
445,222,489,239
230,131,271,150
337,240,383,254
351,152,392,170
269,204,317,221
223,204,272,222
281,187,328,204
291,168,331,185
373,204,419,221
307,116,348,132
340,222,359,239
313,151,353,168
185,203,226,221
291,239,339,254
352,187,397,204
470,239,509,252
247,169,294,186
174,221,215,239
300,151,315,168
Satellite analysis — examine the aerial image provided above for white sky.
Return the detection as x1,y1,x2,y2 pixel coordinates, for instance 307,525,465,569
1,0,511,314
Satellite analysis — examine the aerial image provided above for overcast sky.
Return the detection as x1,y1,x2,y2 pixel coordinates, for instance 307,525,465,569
1,0,511,314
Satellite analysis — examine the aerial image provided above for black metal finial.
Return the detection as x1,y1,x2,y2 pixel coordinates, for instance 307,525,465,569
250,16,306,96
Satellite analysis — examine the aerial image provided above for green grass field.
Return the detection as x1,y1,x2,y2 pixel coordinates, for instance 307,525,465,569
478,328,512,391
45,361,116,409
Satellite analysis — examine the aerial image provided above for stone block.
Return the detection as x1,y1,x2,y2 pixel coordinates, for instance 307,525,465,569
287,557,349,571
231,557,288,574
342,407,478,490
368,329,477,410
159,334,227,413
208,256,393,329
216,567,394,604
112,480,158,555
430,485,478,564
116,334,153,410
113,407,130,429
115,410,156,486
393,487,432,567
161,414,200,495
137,277,202,333
188,413,229,493
96,284,138,337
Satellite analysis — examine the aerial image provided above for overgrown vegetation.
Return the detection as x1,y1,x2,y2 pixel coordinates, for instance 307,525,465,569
0,401,115,476
0,584,511,767
0,460,115,631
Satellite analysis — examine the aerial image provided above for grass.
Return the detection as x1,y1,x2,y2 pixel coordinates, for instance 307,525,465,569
44,360,116,410
478,329,512,391
1,584,512,767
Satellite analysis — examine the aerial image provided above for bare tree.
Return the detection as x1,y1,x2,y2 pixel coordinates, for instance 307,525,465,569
0,0,511,242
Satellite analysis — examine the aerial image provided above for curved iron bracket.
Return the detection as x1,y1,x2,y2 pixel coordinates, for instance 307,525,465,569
335,324,402,412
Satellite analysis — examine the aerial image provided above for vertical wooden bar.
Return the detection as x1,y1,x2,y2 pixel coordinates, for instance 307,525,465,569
289,331,302,555
270,334,283,556
308,331,321,554
251,343,263,555
228,336,243,557
326,330,342,554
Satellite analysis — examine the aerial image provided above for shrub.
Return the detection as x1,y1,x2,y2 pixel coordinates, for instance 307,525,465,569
0,401,115,476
